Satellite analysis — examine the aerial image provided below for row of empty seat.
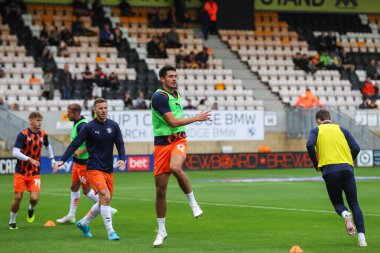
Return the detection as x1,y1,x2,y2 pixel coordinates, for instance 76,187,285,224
23,4,137,83
0,19,44,86
221,12,364,110
106,7,265,110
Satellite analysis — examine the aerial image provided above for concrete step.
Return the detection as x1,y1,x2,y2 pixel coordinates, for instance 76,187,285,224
242,80,268,89
264,101,284,110
212,50,236,58
230,69,252,78
252,89,278,98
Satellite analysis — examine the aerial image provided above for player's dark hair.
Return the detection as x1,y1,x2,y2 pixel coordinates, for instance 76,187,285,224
159,65,176,78
315,110,331,121
29,112,43,120
68,103,81,114
94,98,107,107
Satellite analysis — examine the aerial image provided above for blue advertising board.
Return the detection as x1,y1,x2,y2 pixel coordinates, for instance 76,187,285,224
0,155,154,175
47,155,154,174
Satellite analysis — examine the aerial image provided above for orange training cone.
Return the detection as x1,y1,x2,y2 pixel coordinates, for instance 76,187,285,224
289,245,303,253
44,220,56,227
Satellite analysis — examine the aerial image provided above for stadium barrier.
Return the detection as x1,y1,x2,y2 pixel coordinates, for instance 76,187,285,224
3,149,380,175
0,110,67,154
184,152,314,170
286,107,380,150
0,155,153,175
11,110,267,144
2,150,378,175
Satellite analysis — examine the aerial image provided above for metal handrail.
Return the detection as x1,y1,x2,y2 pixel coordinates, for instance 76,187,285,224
0,110,66,156
286,107,380,149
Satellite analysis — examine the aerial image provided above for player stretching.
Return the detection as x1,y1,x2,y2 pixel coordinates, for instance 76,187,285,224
55,98,125,240
307,109,367,247
9,112,57,229
56,103,116,224
151,65,212,247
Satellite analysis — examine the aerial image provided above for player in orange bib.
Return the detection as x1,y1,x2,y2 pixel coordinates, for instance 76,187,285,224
9,112,57,229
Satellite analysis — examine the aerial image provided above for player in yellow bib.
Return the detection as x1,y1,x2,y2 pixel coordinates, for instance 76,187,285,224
306,110,367,247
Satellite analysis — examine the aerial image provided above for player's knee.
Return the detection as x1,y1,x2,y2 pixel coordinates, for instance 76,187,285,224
71,181,81,192
156,185,167,198
82,187,91,195
348,202,359,210
70,185,80,192
170,165,183,176
13,195,23,203
101,194,111,205
30,197,39,205
100,197,110,205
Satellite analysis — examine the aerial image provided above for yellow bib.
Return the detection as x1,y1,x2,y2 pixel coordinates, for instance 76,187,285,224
316,124,354,168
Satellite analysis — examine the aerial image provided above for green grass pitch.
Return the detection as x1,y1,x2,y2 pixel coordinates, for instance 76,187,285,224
1,168,379,253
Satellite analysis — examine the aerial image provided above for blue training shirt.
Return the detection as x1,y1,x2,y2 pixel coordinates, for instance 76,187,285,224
306,122,360,177
60,118,126,173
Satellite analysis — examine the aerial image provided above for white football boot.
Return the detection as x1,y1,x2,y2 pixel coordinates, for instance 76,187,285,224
56,215,76,224
358,233,367,247
153,230,167,247
343,212,356,237
191,204,203,218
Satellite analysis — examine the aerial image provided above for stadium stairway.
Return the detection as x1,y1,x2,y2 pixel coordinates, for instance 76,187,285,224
204,35,283,110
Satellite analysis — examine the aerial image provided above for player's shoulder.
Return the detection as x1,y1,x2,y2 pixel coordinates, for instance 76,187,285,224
107,118,117,124
106,118,120,127
85,119,96,126
310,126,319,134
16,129,28,140
338,125,350,135
152,91,169,107
78,117,89,125
152,91,169,100
39,129,48,136
20,128,29,135
19,129,32,138
76,119,93,132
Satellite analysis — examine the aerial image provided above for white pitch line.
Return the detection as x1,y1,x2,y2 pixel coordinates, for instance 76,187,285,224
41,192,380,217
194,176,380,183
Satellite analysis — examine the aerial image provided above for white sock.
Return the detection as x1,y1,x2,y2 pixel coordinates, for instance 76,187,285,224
358,233,366,241
81,203,100,226
69,190,80,217
341,210,351,219
157,218,166,232
28,203,35,211
86,189,99,203
9,211,17,224
185,191,198,206
100,205,113,233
